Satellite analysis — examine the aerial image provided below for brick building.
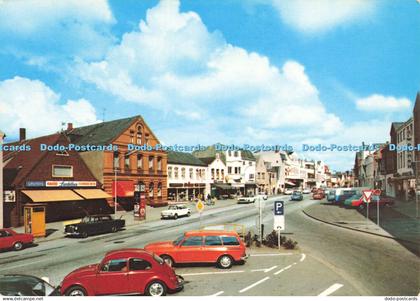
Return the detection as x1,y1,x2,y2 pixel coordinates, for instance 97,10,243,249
3,131,110,227
67,116,168,208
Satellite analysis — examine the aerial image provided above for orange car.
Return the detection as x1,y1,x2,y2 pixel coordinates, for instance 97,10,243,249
144,230,247,269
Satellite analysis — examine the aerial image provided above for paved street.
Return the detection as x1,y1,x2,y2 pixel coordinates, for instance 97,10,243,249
0,195,418,296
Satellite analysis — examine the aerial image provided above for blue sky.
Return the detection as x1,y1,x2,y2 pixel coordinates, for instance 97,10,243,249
0,0,419,170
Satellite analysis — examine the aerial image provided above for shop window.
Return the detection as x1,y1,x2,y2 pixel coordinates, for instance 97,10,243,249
52,165,73,177
149,182,154,198
157,183,162,197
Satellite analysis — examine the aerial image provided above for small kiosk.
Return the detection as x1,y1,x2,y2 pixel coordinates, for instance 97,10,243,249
24,204,46,237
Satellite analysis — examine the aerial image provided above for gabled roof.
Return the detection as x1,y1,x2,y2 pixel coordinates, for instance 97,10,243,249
168,151,207,166
68,116,140,146
390,122,404,133
192,145,226,164
3,133,62,187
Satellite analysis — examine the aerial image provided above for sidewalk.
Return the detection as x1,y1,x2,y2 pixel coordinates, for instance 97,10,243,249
303,201,420,256
12,198,241,243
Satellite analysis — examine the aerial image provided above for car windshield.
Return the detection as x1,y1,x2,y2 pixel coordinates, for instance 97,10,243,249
168,205,177,210
173,235,185,246
153,254,164,265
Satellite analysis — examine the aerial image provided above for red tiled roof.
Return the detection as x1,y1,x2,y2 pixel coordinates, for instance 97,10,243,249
3,133,61,187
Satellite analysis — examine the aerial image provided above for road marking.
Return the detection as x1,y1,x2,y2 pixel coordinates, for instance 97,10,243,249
182,270,245,276
274,268,285,275
283,265,292,270
211,291,224,296
239,276,270,293
250,253,294,257
300,253,306,262
318,283,344,296
251,265,278,273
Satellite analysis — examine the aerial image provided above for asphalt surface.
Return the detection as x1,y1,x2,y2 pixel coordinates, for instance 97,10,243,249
0,195,418,296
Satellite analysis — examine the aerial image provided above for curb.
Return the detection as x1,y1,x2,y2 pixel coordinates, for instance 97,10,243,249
302,209,419,245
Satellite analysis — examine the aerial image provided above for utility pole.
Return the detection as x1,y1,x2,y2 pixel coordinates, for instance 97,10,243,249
0,130,5,228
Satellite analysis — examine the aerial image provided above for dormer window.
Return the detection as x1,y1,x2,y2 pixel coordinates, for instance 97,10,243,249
56,150,69,156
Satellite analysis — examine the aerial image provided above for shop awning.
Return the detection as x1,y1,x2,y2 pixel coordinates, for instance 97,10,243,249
213,183,234,190
22,190,84,202
74,189,111,199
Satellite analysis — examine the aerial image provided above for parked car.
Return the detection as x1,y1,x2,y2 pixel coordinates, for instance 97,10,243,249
61,249,184,296
345,195,394,210
343,194,363,208
290,191,303,201
312,190,325,200
326,190,336,202
144,230,248,269
64,214,125,238
335,190,358,205
0,229,34,251
0,274,60,296
302,188,311,194
161,204,191,220
284,188,293,195
237,197,256,204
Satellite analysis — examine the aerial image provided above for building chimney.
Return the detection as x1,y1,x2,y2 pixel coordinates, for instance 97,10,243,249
19,128,26,142
67,123,73,131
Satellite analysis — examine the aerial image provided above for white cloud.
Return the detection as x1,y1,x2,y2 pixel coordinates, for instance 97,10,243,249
356,94,412,112
0,0,115,62
77,0,341,137
270,0,376,34
0,77,100,138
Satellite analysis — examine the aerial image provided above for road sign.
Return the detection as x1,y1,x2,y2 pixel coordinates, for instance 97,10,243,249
274,201,285,230
373,189,381,196
196,200,204,213
363,190,373,203
274,201,284,215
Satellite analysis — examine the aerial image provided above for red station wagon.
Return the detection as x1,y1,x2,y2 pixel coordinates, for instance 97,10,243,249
0,229,34,251
60,249,183,296
144,230,248,269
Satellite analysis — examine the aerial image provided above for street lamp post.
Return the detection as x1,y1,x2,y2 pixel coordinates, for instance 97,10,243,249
114,167,118,215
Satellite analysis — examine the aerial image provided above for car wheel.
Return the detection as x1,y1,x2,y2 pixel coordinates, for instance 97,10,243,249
187,212,191,217
217,255,233,269
80,231,88,238
111,226,117,233
146,281,167,296
174,214,178,220
160,255,174,267
13,241,23,251
65,285,87,296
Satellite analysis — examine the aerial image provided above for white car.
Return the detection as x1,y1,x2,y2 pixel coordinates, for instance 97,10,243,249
237,197,256,204
161,204,191,220
302,188,311,194
284,188,293,195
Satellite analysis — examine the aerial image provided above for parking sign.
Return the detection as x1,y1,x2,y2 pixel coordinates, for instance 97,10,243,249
274,201,285,230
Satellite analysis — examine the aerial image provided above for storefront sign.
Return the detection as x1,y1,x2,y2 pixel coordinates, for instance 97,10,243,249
26,181,97,187
4,190,16,202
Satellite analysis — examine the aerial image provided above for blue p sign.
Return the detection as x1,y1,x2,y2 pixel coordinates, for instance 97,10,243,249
274,201,284,215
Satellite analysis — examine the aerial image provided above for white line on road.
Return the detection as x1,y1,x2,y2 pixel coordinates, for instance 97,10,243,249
318,283,344,296
300,253,306,262
250,253,294,257
239,276,270,293
283,265,292,270
251,265,278,273
274,268,285,275
210,291,224,296
182,271,245,276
